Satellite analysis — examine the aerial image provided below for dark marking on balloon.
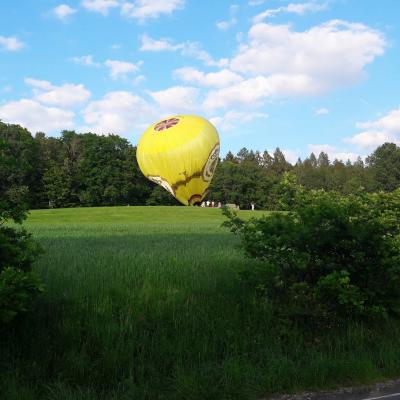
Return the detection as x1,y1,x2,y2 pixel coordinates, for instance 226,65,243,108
189,194,203,205
171,144,220,191
171,171,202,192
154,118,180,132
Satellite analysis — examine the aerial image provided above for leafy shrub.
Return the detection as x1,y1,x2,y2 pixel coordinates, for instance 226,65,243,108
0,154,43,325
0,267,44,324
0,226,40,271
0,225,43,325
223,187,400,323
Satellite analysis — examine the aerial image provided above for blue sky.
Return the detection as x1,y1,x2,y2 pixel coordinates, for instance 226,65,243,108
1,0,399,162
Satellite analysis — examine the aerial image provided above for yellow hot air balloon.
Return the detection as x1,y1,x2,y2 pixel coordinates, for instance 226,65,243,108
136,115,220,206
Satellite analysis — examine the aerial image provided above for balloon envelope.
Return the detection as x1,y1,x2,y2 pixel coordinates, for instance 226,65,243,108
136,115,220,205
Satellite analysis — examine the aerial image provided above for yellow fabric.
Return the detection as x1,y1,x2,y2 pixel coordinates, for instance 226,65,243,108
136,115,220,205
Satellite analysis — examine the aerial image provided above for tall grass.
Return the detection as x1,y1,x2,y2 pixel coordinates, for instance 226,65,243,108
1,206,400,400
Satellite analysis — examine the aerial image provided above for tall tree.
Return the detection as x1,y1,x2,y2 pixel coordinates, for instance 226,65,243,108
366,143,400,191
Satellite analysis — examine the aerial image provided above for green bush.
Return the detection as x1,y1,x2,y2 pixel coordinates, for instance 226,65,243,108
0,150,43,325
0,266,43,324
0,225,43,325
0,226,40,271
223,188,400,323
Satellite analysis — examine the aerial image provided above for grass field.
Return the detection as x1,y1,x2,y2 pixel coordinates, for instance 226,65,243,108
1,206,400,400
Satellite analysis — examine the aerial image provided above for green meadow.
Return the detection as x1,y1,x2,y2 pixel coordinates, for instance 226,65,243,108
2,206,400,400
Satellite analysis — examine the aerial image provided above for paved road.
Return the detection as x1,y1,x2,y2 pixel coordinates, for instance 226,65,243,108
362,394,400,400
268,379,400,400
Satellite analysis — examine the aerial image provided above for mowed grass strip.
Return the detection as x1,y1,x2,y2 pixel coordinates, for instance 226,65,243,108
1,206,400,400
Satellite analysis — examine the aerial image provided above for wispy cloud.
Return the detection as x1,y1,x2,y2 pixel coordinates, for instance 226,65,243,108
216,4,238,31
53,4,77,20
81,0,119,16
253,2,328,23
71,55,101,67
210,110,268,131
139,35,228,67
0,35,24,51
345,108,400,149
104,59,142,79
316,107,329,115
120,0,185,21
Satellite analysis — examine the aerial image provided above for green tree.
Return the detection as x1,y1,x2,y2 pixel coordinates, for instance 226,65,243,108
0,121,40,215
366,143,400,191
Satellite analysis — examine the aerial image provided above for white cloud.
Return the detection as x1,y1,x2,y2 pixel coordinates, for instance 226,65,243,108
149,86,199,113
81,0,119,15
225,20,386,106
282,148,301,164
139,34,181,51
24,78,53,91
203,16,386,111
173,67,243,88
121,0,184,21
345,108,400,149
25,78,91,107
216,4,238,30
0,99,75,133
216,20,234,30
232,20,385,79
139,34,228,67
36,85,91,107
81,91,154,135
203,74,319,110
53,4,77,20
308,144,360,162
253,2,328,23
181,42,229,67
216,16,238,30
210,110,268,131
286,2,327,14
71,55,101,66
0,35,24,51
133,75,146,85
316,107,329,115
104,59,141,79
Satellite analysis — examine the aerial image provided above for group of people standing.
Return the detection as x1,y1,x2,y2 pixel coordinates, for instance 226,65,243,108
200,200,222,208
200,201,255,210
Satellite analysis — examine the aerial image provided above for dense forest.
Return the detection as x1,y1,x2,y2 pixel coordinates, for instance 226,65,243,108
1,120,400,210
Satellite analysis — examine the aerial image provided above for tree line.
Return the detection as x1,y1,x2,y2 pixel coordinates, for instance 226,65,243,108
1,120,400,210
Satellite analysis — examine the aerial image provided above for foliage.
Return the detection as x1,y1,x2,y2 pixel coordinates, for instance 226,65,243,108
0,267,44,324
223,187,400,323
0,122,43,325
0,225,42,325
0,223,42,325
0,123,36,221
366,143,400,191
0,226,41,271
